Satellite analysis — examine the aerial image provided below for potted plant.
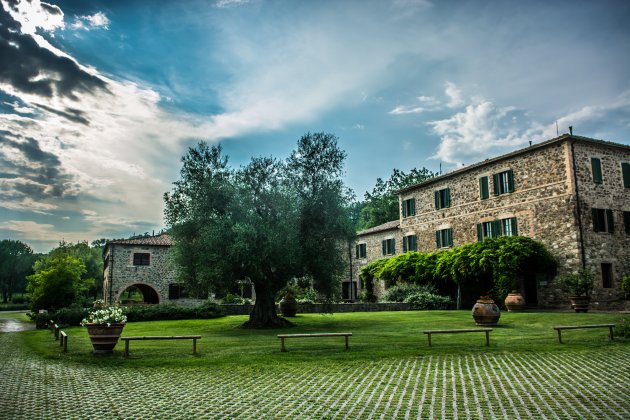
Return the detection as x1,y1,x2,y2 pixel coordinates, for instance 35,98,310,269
472,294,501,326
555,269,594,312
81,300,127,354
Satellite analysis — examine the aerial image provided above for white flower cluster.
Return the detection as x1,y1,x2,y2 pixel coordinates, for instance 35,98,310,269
81,305,127,326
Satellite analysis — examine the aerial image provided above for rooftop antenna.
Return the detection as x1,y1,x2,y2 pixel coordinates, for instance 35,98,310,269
569,126,573,135
529,140,532,147
439,162,442,175
556,121,559,136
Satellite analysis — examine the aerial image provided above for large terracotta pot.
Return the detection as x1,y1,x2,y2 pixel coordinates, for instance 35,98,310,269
279,295,298,317
472,298,501,326
569,296,590,313
504,292,526,312
85,323,125,354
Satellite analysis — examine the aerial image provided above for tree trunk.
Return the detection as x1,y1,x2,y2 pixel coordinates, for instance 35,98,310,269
242,283,293,328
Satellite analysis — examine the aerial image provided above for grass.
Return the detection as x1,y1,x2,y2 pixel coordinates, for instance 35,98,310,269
20,310,628,368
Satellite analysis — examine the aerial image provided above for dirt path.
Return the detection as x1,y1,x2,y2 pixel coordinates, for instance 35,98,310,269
0,316,35,333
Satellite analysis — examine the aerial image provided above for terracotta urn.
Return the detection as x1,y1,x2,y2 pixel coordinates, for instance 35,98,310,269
504,292,526,312
472,297,501,326
85,323,125,354
279,294,298,317
569,296,591,313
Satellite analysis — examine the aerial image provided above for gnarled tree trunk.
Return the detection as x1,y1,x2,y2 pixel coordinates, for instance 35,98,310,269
242,282,293,328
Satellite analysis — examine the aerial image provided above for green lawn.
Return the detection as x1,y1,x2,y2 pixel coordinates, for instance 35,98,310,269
2,310,628,419
21,310,627,368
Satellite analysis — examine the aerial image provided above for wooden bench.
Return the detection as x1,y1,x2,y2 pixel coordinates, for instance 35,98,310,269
277,333,352,352
423,328,492,347
120,336,201,357
59,331,68,353
553,324,615,343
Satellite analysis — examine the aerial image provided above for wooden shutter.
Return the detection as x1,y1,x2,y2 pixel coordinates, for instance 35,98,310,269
622,163,630,188
403,237,407,252
444,188,451,208
479,177,489,199
436,231,441,248
434,191,440,209
411,235,417,251
402,200,407,217
477,223,483,242
592,208,600,232
391,239,395,254
507,170,514,192
447,228,453,246
355,244,359,259
410,198,415,216
382,240,386,255
591,158,603,184
493,173,500,195
606,209,614,233
512,217,518,235
493,220,502,237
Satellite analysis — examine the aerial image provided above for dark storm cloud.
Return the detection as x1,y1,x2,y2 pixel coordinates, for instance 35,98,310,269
35,103,89,125
0,2,109,100
0,130,75,198
39,2,63,16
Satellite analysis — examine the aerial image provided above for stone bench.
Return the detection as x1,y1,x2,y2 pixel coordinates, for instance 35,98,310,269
423,328,492,347
120,335,201,357
277,333,352,352
553,324,615,343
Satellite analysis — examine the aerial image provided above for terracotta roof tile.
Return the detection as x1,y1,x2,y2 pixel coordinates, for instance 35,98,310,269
357,220,399,236
108,233,173,246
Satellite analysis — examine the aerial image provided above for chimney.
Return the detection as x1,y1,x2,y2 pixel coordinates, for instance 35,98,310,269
569,126,573,135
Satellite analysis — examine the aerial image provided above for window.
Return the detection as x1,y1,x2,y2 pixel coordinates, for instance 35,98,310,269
591,157,603,184
355,243,367,259
382,238,395,255
622,162,630,188
501,217,518,237
493,169,514,195
402,198,416,217
434,188,451,209
624,211,630,234
592,208,614,233
601,263,612,288
133,253,150,266
479,176,489,200
436,228,453,249
168,284,189,300
477,217,518,241
402,235,417,252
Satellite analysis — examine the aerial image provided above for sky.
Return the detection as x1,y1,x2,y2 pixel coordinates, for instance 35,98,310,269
1,0,629,253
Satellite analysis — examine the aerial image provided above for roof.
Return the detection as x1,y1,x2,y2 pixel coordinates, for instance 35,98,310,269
398,134,630,194
357,220,400,236
108,233,173,247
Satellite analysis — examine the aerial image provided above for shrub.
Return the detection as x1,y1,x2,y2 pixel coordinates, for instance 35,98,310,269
221,293,247,304
614,317,629,338
55,305,90,326
554,269,594,297
621,275,630,300
125,301,224,322
382,283,436,303
405,292,451,310
11,295,29,304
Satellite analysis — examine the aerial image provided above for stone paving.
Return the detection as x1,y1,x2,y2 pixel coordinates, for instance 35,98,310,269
0,332,629,419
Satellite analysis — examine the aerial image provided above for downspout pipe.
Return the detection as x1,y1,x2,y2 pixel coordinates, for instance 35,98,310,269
570,139,587,269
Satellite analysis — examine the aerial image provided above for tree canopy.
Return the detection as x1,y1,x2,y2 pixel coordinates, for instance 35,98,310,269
0,239,35,302
27,255,89,311
356,167,435,231
164,133,354,327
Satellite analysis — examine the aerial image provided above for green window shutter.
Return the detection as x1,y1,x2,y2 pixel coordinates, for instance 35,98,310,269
434,191,440,209
622,163,630,188
507,170,514,192
410,198,415,216
411,235,417,251
591,158,603,184
403,237,407,252
480,177,489,199
447,228,453,247
436,231,441,248
391,239,396,254
493,220,502,237
624,211,630,234
493,173,500,195
402,200,407,217
606,209,614,233
512,217,518,235
355,244,359,259
382,240,386,255
445,188,451,208
477,223,483,242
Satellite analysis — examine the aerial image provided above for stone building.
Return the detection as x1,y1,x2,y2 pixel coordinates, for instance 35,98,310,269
352,134,630,309
102,234,184,305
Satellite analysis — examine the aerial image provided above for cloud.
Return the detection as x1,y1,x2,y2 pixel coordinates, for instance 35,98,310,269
389,105,425,115
70,12,110,31
0,220,59,241
444,81,464,108
215,0,252,8
1,0,64,34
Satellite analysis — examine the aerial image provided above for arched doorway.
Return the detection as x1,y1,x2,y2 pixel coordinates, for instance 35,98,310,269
118,283,160,304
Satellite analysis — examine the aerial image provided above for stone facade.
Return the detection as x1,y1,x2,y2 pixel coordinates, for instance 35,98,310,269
352,135,630,309
103,234,179,304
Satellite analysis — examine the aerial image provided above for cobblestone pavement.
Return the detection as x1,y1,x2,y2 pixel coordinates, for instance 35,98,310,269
1,332,629,419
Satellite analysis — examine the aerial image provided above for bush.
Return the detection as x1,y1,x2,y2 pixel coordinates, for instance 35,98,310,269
405,292,451,310
382,283,437,303
221,293,248,304
125,301,225,322
11,295,29,304
621,276,630,300
614,317,630,338
555,269,594,297
54,304,89,326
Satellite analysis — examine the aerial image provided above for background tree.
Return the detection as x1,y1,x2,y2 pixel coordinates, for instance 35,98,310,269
45,241,104,299
165,133,354,327
26,255,89,311
0,239,36,302
357,167,436,230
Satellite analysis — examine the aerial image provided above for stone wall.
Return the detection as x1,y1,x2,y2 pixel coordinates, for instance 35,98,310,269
352,226,401,298
221,302,417,315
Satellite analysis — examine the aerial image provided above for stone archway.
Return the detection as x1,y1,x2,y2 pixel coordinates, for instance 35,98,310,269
117,282,160,305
